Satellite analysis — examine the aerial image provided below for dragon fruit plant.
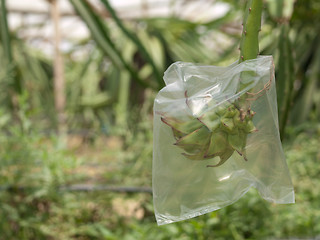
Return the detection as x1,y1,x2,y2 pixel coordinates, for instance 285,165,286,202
161,0,263,167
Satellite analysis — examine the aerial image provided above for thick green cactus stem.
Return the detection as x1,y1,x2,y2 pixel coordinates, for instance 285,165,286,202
239,0,263,62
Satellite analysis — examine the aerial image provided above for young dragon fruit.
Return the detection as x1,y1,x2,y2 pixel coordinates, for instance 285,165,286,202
161,97,257,167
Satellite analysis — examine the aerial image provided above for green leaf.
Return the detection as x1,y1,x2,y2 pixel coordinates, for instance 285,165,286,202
69,0,153,89
99,0,164,88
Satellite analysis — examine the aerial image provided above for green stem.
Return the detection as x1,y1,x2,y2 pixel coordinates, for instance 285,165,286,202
278,24,294,140
239,0,263,62
0,0,13,63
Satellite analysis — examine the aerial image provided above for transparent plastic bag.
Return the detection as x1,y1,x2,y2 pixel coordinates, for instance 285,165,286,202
153,56,295,225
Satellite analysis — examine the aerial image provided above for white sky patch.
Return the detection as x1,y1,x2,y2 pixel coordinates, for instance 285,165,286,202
5,0,230,56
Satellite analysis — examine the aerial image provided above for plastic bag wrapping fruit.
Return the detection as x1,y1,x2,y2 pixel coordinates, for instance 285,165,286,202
152,56,295,225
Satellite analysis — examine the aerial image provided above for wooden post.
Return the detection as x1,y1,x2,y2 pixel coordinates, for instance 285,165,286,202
49,0,66,134
141,0,148,17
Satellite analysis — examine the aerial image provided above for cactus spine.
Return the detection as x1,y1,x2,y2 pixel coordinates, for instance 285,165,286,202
239,0,263,62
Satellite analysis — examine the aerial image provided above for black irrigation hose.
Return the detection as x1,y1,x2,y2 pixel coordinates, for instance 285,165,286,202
60,184,152,194
0,184,152,194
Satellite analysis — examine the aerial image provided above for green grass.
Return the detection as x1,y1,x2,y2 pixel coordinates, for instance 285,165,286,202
0,119,319,239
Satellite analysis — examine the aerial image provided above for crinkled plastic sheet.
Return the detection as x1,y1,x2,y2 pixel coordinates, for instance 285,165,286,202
153,56,295,225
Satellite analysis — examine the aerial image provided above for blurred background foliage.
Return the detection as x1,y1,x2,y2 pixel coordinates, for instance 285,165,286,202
0,0,319,239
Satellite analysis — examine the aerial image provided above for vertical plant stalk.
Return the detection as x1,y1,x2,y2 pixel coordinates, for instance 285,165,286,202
239,0,263,62
0,0,13,63
115,72,130,131
49,0,66,134
278,24,294,140
0,0,22,94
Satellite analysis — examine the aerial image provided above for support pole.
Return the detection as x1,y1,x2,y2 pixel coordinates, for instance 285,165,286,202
49,0,66,134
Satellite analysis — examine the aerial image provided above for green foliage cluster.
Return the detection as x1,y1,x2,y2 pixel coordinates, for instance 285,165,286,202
0,112,319,239
262,0,320,138
1,0,318,135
